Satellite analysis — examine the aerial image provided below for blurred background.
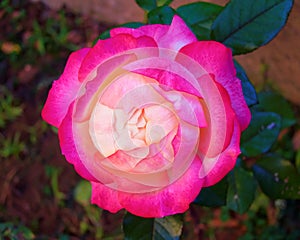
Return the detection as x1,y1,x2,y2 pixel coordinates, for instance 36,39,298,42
0,0,299,239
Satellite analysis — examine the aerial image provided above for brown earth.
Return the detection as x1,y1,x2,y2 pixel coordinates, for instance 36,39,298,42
31,0,300,105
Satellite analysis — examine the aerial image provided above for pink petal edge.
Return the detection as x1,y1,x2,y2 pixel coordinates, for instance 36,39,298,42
42,48,90,127
58,103,96,181
201,119,241,187
78,34,157,82
111,15,197,51
179,41,251,130
91,157,204,218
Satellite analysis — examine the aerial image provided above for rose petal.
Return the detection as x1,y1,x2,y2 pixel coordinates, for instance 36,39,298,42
152,86,206,128
91,157,203,218
111,15,197,51
110,23,168,40
124,55,204,97
78,34,157,82
91,181,123,213
43,15,251,219
144,104,178,144
74,53,137,122
89,103,117,157
179,41,251,130
195,74,235,159
98,72,160,110
42,48,90,127
58,103,96,181
155,15,197,51
75,117,172,192
199,119,241,187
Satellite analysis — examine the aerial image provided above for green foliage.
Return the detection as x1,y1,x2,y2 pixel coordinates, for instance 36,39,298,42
211,0,293,55
148,6,176,24
27,11,77,56
234,61,258,106
253,155,300,199
0,87,23,129
0,88,26,159
0,132,25,158
135,0,173,12
120,22,145,28
255,91,296,129
241,111,281,157
177,2,223,40
1,2,83,76
194,176,228,207
239,196,300,240
123,212,183,240
0,0,13,13
0,222,35,240
45,165,65,204
74,180,103,238
74,179,92,206
227,165,257,214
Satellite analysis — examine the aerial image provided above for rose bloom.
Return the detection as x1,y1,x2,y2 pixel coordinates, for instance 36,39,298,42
42,16,251,218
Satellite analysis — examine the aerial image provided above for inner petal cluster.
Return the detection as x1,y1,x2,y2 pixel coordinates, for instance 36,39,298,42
89,74,179,171
73,55,206,193
127,109,147,144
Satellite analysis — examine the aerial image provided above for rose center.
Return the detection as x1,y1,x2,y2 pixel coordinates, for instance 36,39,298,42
126,108,170,147
90,103,178,160
126,108,147,145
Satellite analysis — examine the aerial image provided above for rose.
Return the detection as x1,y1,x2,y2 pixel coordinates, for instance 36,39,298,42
42,16,251,218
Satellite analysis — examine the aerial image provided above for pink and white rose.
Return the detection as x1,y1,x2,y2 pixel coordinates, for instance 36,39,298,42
42,16,251,218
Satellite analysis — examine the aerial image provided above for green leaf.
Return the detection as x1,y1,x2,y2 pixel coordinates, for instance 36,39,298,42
157,0,173,7
256,91,296,129
234,61,258,106
136,0,157,11
136,0,173,12
241,111,281,157
177,2,223,40
211,0,293,55
74,180,91,206
123,213,183,240
148,6,176,24
98,30,110,40
194,176,228,207
253,155,300,199
227,166,257,214
121,22,145,28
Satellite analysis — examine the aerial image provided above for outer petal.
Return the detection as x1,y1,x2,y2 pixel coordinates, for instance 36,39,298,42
42,48,90,127
91,157,204,218
111,15,197,51
110,24,168,42
78,34,157,81
91,181,123,213
179,41,251,130
197,74,235,158
58,103,96,181
156,15,197,51
200,119,241,187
